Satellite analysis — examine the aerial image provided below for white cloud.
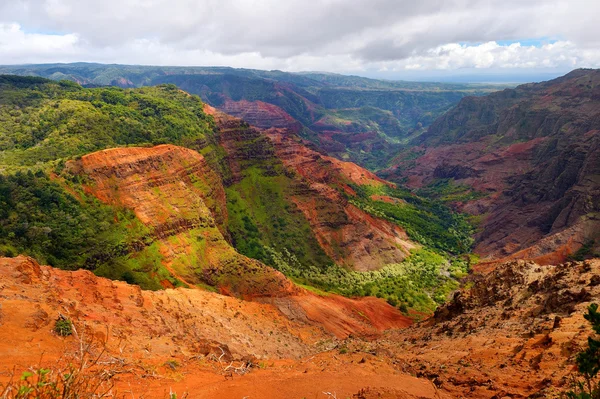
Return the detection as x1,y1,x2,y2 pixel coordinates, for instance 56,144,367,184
388,41,599,71
0,23,79,63
0,0,599,76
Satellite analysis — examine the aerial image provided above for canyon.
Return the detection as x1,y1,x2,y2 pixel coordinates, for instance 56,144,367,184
382,69,600,265
0,68,599,398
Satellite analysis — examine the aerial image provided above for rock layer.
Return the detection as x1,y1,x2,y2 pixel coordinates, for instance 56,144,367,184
264,127,416,270
383,69,600,262
69,144,296,298
207,104,416,271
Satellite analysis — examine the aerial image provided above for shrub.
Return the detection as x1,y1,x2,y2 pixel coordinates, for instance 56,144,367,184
164,360,180,370
566,303,600,398
53,316,73,337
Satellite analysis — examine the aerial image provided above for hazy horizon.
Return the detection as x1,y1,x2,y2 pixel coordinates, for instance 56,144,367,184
0,61,576,84
1,0,598,83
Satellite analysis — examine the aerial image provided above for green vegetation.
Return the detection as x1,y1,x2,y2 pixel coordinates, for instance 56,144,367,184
315,88,466,133
218,122,474,310
53,316,73,337
0,170,135,268
242,179,475,312
0,169,181,289
0,74,476,313
267,246,468,313
0,334,116,399
569,240,599,261
0,76,217,289
0,64,505,170
567,303,600,398
417,178,487,204
0,76,214,171
348,184,474,254
226,164,332,271
320,107,405,138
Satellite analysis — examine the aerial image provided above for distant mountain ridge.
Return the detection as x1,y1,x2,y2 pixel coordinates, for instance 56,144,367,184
0,63,503,170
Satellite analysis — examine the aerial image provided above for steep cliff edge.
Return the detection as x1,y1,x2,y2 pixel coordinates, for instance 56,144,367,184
67,144,295,298
382,69,600,263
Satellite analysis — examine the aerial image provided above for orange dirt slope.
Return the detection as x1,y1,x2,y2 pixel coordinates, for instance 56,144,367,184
0,256,434,399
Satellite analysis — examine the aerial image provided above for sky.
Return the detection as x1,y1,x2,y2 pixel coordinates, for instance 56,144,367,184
1,0,599,82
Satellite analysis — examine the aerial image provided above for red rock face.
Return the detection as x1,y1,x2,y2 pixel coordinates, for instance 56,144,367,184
383,69,600,263
263,128,416,270
77,145,228,228
220,99,303,132
207,104,417,271
68,144,297,298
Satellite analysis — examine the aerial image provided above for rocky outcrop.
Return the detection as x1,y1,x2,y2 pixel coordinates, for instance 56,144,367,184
383,69,600,263
220,99,303,132
356,258,600,398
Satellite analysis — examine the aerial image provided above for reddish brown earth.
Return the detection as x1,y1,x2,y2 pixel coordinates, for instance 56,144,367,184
382,69,600,263
68,144,295,298
0,256,433,399
3,255,598,398
219,99,303,132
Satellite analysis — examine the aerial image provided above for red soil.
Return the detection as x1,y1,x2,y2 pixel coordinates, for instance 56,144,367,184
0,256,429,399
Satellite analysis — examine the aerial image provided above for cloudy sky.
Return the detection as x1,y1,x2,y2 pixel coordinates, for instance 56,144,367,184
1,0,599,81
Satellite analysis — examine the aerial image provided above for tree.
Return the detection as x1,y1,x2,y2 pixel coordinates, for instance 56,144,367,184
567,303,600,398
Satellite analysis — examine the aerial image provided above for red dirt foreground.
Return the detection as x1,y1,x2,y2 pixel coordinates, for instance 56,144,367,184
0,256,437,399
